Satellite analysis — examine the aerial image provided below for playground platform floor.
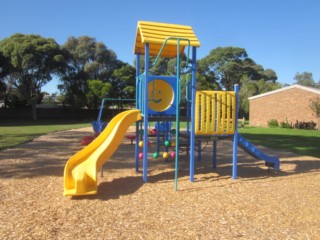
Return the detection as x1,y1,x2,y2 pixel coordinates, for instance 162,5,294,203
0,127,319,239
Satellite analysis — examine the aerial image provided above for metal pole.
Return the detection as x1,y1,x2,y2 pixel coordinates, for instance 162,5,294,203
190,47,197,182
143,44,149,182
174,39,181,191
232,84,240,179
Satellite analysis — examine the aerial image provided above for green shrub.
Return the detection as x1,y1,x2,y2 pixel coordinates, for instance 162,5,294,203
294,120,316,130
280,119,292,129
268,119,279,128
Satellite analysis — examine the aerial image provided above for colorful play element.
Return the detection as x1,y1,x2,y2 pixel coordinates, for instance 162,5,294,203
91,98,108,134
150,129,157,135
64,21,280,197
195,91,236,135
164,140,170,147
91,121,107,135
63,110,141,196
138,134,176,161
134,21,200,57
138,151,174,160
92,97,136,134
138,140,152,147
238,135,280,170
136,120,174,163
126,134,136,144
148,79,174,112
81,135,97,146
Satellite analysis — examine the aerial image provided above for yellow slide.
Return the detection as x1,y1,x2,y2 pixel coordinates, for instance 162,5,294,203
64,109,141,196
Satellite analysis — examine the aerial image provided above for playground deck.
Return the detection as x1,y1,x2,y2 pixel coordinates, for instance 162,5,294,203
0,127,319,239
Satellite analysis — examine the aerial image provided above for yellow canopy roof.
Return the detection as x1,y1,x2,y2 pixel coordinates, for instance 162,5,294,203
134,21,200,58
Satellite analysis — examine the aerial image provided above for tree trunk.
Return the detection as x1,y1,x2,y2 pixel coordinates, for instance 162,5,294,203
31,99,38,120
4,93,8,108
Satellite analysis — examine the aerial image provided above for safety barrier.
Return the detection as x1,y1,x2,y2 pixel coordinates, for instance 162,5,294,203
195,91,236,135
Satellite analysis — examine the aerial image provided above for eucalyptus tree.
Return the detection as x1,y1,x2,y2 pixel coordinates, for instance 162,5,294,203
59,36,120,108
197,46,279,117
0,34,65,119
86,79,112,109
294,72,316,88
110,63,136,108
0,51,10,106
198,47,277,91
239,78,281,116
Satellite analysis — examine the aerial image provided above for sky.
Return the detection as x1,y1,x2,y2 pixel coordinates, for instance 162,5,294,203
1,0,319,93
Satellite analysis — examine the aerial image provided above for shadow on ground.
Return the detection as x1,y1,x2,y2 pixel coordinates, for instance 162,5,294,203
1,128,319,200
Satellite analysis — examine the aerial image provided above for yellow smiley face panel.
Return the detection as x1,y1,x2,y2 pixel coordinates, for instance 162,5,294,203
147,78,176,115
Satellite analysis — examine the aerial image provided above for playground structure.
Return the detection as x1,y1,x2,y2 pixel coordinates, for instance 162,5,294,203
64,21,280,196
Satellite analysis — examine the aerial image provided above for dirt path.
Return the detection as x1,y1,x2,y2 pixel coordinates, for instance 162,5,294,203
0,127,319,239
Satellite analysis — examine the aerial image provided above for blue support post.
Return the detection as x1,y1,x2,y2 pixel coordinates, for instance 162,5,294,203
232,84,240,179
143,44,149,182
96,98,105,123
135,53,140,172
135,121,140,172
174,40,181,191
190,47,197,182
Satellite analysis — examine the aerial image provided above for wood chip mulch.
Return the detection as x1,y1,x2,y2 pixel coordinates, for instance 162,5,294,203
0,127,319,240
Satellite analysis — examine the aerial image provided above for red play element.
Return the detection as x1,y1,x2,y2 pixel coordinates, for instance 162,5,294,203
150,128,157,135
81,135,95,146
126,134,136,144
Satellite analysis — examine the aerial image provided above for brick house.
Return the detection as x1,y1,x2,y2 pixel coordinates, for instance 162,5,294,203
248,84,320,127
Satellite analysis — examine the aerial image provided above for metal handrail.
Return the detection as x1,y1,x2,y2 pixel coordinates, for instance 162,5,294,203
152,37,191,67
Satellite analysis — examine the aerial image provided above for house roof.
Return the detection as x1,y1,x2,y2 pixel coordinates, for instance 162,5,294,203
248,84,320,100
133,21,200,58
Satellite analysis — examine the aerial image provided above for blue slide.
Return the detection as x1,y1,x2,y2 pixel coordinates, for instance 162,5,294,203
238,134,280,170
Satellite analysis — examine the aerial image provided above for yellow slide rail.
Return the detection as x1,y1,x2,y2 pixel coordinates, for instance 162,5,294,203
195,91,236,135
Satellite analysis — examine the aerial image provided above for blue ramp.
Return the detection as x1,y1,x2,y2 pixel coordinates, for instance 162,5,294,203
238,134,280,170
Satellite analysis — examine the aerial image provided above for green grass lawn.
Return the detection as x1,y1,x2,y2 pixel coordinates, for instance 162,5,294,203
239,126,320,158
1,119,319,158
0,120,90,150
